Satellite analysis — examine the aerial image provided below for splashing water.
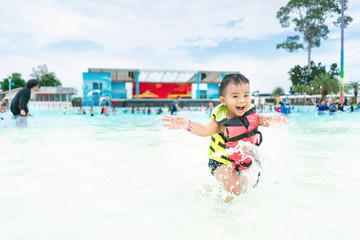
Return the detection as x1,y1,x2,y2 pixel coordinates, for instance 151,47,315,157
208,140,272,189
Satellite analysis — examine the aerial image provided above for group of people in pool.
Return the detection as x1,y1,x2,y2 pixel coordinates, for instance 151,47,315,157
169,95,215,117
62,102,112,117
315,99,360,114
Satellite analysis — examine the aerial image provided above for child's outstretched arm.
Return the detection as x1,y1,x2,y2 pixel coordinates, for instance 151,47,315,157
258,113,287,128
162,115,220,137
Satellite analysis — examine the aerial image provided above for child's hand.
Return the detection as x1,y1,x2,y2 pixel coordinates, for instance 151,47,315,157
269,114,287,127
162,115,190,130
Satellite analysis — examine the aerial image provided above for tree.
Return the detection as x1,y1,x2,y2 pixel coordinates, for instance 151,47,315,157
272,87,284,104
272,87,284,97
309,73,339,101
31,64,61,87
289,62,339,87
329,63,340,79
276,0,352,76
346,80,359,103
1,73,26,92
289,64,309,86
292,84,309,95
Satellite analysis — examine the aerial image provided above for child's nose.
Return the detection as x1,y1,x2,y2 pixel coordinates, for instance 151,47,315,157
237,97,245,103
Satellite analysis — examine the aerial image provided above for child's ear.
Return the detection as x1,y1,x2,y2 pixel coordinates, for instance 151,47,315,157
219,96,226,105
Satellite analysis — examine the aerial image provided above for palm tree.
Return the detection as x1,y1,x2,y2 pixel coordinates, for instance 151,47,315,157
309,73,339,102
271,87,284,104
292,84,309,95
346,80,360,104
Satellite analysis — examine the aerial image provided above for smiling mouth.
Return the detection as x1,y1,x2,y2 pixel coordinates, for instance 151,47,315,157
236,106,245,111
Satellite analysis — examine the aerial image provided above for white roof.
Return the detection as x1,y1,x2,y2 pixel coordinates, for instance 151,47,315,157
88,68,241,83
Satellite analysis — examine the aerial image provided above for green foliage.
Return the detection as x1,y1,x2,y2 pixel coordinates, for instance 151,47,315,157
271,87,284,97
1,73,26,92
276,0,352,75
289,62,339,86
309,73,339,101
31,64,62,87
289,65,308,86
292,84,309,95
329,63,340,78
346,80,360,92
72,97,82,102
276,35,304,52
346,80,359,101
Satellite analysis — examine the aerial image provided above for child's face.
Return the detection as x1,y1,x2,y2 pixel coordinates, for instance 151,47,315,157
220,82,251,118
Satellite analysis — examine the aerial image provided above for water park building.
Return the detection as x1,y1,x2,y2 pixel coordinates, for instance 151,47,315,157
82,68,241,106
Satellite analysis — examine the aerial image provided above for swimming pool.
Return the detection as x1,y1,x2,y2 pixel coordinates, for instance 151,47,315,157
1,107,359,239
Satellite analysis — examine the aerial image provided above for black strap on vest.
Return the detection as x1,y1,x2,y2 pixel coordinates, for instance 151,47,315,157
256,130,263,146
216,107,263,146
227,126,259,141
235,162,253,172
209,136,228,153
218,107,256,128
227,128,262,146
220,155,252,170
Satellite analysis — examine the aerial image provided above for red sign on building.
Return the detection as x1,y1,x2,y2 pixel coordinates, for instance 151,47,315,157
132,82,192,99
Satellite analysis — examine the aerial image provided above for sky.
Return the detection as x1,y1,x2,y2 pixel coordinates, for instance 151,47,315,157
0,0,359,96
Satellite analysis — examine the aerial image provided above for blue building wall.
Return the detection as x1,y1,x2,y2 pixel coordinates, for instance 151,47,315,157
82,72,112,106
111,82,127,99
207,84,220,99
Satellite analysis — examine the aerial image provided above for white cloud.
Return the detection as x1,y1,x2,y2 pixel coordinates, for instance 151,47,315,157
0,0,287,52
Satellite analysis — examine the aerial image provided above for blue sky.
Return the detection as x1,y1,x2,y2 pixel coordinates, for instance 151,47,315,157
0,0,359,95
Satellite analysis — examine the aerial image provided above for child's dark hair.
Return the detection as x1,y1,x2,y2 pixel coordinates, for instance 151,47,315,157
220,74,249,96
26,79,39,89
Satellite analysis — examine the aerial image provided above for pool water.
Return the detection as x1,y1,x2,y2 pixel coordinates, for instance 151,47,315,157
1,107,359,239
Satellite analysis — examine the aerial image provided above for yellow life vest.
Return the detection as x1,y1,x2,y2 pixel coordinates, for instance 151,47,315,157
208,133,232,166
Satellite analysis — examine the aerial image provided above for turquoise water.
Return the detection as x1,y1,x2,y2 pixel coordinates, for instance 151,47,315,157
1,107,359,239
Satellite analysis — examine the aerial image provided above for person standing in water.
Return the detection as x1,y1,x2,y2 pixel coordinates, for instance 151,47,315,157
10,79,39,127
163,74,287,202
101,102,109,115
170,95,182,115
355,102,360,111
1,98,7,113
315,100,326,114
279,102,291,115
207,101,214,117
328,101,336,113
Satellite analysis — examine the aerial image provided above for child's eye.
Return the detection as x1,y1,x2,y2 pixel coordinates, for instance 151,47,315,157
233,96,238,98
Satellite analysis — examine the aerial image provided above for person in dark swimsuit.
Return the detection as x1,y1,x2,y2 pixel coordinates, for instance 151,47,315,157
10,79,39,127
170,95,182,115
